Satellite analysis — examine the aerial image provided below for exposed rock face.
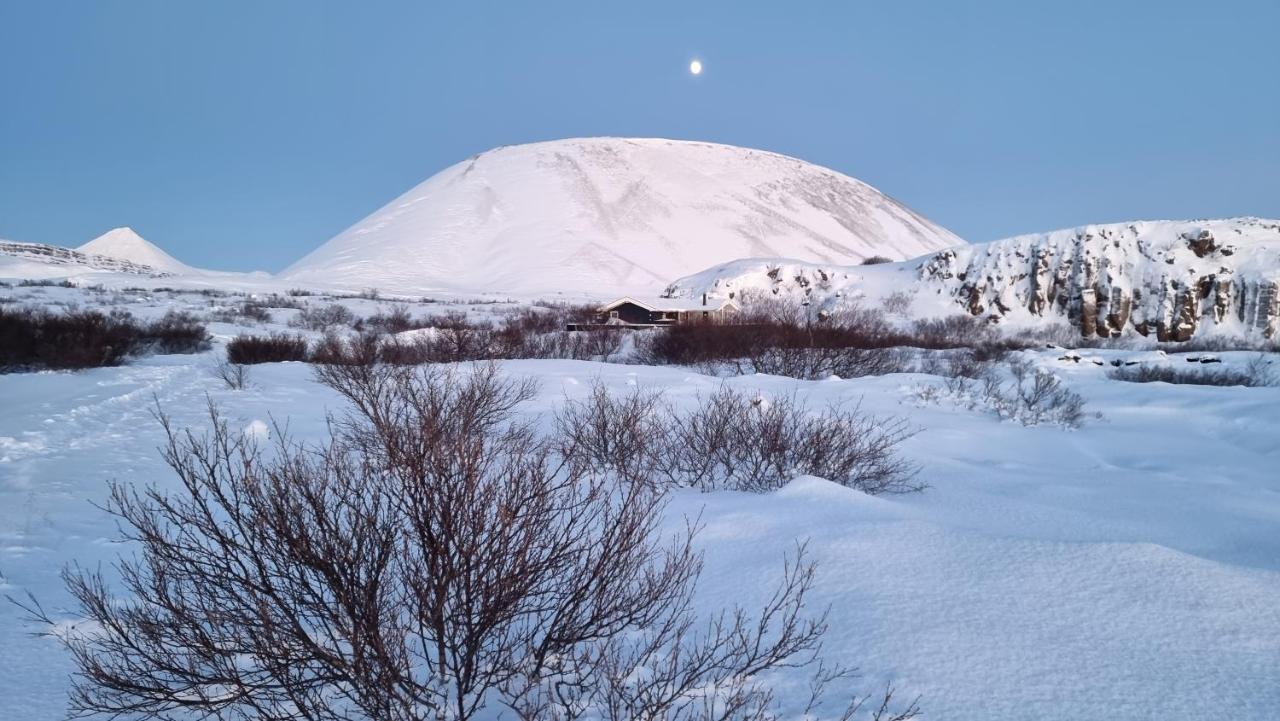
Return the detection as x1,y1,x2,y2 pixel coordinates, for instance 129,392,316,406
664,218,1280,343
0,241,169,276
916,219,1280,340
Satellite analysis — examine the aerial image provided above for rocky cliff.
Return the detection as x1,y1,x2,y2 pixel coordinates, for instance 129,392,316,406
664,218,1280,341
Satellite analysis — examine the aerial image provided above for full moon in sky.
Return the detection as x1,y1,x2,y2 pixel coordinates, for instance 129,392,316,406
689,59,703,75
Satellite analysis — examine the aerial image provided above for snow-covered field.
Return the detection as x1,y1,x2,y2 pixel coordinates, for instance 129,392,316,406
2,287,1279,720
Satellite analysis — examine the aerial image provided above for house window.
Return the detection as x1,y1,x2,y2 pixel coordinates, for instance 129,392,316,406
609,311,619,318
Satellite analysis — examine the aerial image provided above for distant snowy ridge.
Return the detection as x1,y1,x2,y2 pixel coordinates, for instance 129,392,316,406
78,227,193,274
282,137,963,296
665,218,1280,341
0,240,169,276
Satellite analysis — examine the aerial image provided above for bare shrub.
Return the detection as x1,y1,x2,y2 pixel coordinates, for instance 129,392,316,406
881,290,914,317
555,382,670,482
225,333,309,364
861,255,894,265
359,303,422,334
917,357,1087,428
909,315,999,349
663,388,922,494
213,359,250,390
289,302,357,331
557,383,922,495
22,363,917,721
142,310,212,354
307,331,384,366
423,310,495,360
0,306,209,372
1108,362,1271,387
210,300,274,324
639,299,1028,380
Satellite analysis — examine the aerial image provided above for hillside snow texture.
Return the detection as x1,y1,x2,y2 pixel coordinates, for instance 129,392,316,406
282,138,962,296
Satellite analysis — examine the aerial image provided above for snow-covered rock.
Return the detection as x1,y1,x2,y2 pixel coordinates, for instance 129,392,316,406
0,239,169,277
281,137,963,296
665,218,1280,341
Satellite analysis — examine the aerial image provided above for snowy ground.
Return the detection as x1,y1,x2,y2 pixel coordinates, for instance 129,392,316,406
1,288,1278,720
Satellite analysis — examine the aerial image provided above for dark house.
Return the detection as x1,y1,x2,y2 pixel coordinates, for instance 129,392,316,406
569,295,739,330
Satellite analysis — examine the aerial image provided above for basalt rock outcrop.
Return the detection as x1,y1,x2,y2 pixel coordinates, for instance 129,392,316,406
0,241,170,276
665,218,1280,343
917,218,1280,340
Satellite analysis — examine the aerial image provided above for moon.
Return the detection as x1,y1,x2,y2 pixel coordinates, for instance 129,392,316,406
689,59,703,76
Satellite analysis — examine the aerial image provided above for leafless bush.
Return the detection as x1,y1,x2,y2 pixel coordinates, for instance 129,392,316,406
289,302,357,331
358,303,423,334
860,255,894,265
213,358,250,390
1108,361,1272,387
557,383,922,495
555,382,670,482
0,306,209,372
909,315,999,349
225,333,309,364
916,357,1087,428
18,278,76,287
664,388,922,494
257,293,306,310
210,300,273,324
881,290,914,317
142,310,212,354
640,299,1027,380
21,363,917,721
1155,335,1280,354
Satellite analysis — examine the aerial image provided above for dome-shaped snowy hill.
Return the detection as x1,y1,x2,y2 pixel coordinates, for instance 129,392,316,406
79,227,194,274
282,138,963,296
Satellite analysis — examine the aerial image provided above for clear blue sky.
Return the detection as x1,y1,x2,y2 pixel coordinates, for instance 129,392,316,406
1,1,1277,271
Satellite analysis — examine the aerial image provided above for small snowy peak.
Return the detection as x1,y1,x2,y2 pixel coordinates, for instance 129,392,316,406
282,137,964,296
79,227,193,274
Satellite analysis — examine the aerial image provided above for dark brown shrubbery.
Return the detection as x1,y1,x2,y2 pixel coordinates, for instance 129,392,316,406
143,310,211,354
225,333,309,364
0,307,209,372
639,299,1015,380
312,306,622,365
24,363,919,721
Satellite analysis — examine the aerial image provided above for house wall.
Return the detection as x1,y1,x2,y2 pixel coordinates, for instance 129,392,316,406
604,302,654,325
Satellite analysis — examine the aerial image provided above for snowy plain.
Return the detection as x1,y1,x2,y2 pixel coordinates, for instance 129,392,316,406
0,285,1278,721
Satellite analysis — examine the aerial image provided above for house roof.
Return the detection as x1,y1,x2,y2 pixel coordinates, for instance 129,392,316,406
599,295,737,313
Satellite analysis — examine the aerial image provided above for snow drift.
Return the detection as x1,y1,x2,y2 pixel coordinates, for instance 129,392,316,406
281,137,963,296
665,218,1280,341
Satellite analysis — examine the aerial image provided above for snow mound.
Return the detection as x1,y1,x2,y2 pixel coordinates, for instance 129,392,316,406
666,218,1280,341
78,227,193,274
281,137,963,296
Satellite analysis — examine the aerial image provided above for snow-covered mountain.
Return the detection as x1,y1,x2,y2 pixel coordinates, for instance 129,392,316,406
78,227,193,274
664,218,1280,341
282,138,963,296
